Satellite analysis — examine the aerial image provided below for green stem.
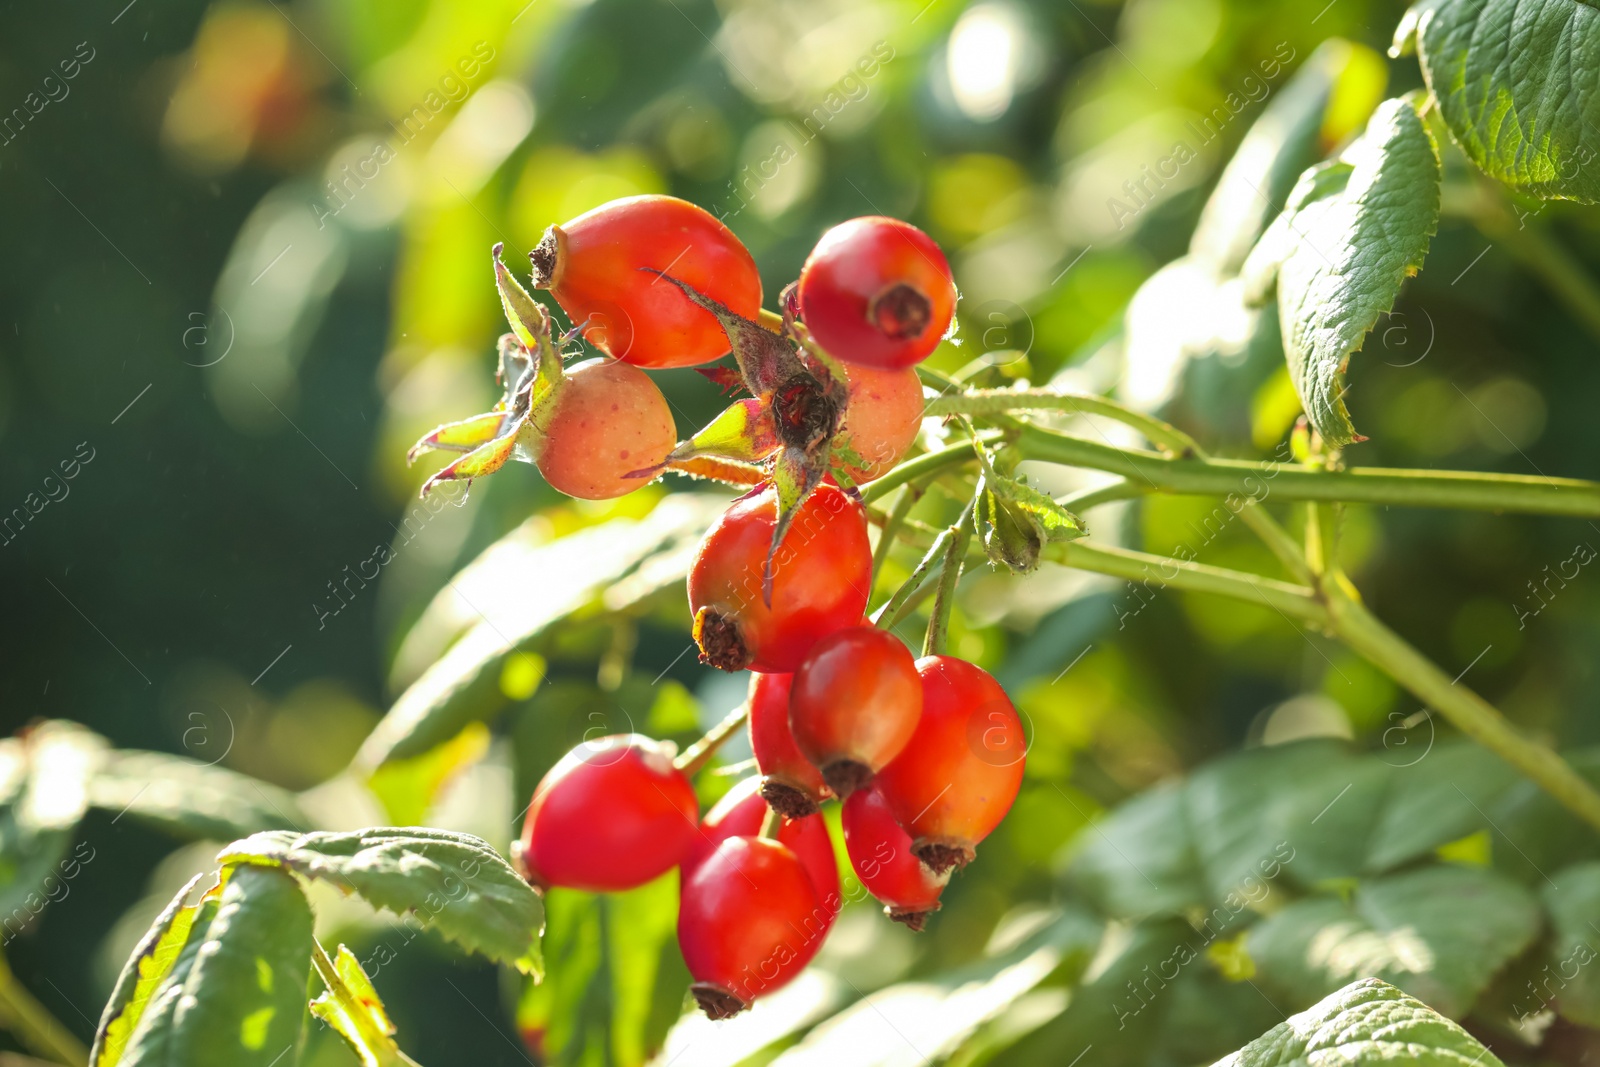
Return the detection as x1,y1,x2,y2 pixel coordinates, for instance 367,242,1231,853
923,505,975,657
674,704,751,777
862,437,989,504
871,484,923,598
758,806,783,840
932,388,1314,581
1059,480,1143,514
0,953,89,1067
1017,425,1600,518
1325,580,1600,832
873,525,954,631
925,389,1191,454
1042,540,1329,625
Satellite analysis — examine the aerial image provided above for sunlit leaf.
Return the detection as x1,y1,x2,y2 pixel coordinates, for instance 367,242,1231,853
92,874,208,1067
1212,977,1502,1066
0,721,104,922
220,827,544,977
367,494,728,767
88,749,309,841
1242,94,1440,447
1247,865,1539,1018
111,865,314,1067
772,908,1102,1067
310,943,421,1067
366,722,492,827
519,877,683,1067
1397,0,1600,203
1192,39,1388,275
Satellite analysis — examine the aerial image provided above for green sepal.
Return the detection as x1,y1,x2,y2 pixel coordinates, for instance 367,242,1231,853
310,942,420,1067
975,469,1086,574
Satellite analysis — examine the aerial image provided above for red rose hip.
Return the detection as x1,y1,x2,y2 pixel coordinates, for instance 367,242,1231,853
790,626,921,799
842,784,950,930
746,672,832,817
798,217,956,369
678,836,828,1018
684,776,841,917
874,657,1025,874
518,734,698,891
534,358,676,499
529,195,762,368
688,483,871,673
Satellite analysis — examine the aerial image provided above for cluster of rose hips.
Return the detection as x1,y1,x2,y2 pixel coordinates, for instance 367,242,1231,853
421,195,1027,1020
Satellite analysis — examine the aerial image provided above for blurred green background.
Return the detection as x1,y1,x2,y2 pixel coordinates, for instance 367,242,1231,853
4,0,1600,1062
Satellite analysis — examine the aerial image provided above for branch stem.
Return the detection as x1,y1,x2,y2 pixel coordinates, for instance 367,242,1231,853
675,705,751,777
1016,425,1600,518
0,954,87,1067
923,505,975,657
1325,582,1600,832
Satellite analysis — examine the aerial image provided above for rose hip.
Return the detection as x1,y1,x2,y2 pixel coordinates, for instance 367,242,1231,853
798,216,956,369
746,672,831,817
534,358,676,499
874,657,1025,875
842,784,950,930
688,483,871,673
684,775,840,916
518,734,698,892
678,837,828,1019
789,626,922,799
834,363,924,484
529,195,762,368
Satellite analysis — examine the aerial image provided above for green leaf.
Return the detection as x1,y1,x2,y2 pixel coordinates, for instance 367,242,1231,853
1248,865,1540,1018
772,907,1104,1067
1277,741,1524,886
1212,977,1502,1066
310,942,421,1067
1398,0,1600,203
219,827,544,977
88,749,309,840
1066,740,1343,918
366,722,491,827
1243,94,1441,447
0,721,104,922
994,917,1278,1067
1192,39,1388,275
1534,862,1600,1026
517,877,684,1067
92,874,208,1067
365,493,727,767
113,865,315,1067
976,470,1084,574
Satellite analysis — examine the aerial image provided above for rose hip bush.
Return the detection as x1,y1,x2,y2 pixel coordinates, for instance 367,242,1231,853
9,6,1600,1066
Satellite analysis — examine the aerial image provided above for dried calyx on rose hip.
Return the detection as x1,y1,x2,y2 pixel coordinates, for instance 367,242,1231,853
798,216,957,370
746,671,832,817
842,783,950,931
678,835,828,1019
529,194,762,368
516,734,699,892
874,656,1026,875
684,775,840,919
789,626,922,799
688,482,871,673
409,245,676,500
